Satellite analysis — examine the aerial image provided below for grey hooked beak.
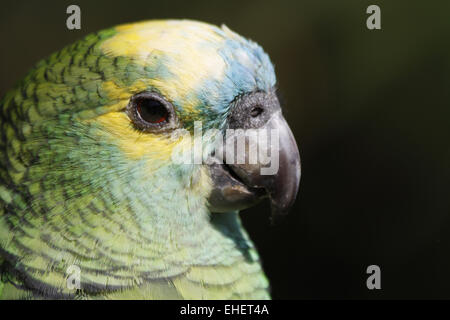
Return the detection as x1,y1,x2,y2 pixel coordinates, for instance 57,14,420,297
228,111,301,216
207,91,301,217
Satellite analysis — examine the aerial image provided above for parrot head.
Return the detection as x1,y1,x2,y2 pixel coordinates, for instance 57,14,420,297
89,20,301,217
0,20,300,298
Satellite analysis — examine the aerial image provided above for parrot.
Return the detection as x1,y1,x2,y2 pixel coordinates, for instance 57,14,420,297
0,20,300,299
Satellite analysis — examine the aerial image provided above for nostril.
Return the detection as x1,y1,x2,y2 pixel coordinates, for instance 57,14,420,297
250,106,264,117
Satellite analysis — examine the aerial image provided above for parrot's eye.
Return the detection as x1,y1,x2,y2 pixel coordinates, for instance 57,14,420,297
127,92,178,132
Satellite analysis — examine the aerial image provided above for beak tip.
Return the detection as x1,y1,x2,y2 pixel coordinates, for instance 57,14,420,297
269,204,290,225
270,197,295,217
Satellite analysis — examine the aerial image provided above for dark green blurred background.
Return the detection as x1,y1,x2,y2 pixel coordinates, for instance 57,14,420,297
1,0,449,299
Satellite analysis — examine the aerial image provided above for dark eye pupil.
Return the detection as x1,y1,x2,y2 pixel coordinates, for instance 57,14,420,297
137,99,168,124
250,106,263,117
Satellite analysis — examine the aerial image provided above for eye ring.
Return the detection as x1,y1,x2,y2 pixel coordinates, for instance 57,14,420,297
126,92,178,132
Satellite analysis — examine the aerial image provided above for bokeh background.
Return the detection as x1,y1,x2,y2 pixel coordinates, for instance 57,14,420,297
1,0,449,299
